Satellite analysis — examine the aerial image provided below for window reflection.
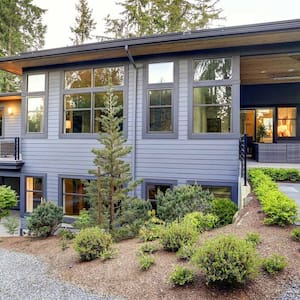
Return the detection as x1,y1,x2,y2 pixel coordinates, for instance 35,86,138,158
27,74,45,92
148,62,174,84
256,109,273,143
277,107,296,137
94,67,124,87
193,86,232,133
63,178,89,216
146,183,172,210
27,97,44,133
26,177,43,213
148,89,172,132
193,58,232,81
65,69,91,89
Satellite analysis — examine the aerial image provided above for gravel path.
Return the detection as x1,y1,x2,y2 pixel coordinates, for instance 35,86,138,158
277,282,300,300
0,249,121,300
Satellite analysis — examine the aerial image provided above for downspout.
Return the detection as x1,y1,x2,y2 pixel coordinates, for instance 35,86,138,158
125,45,138,196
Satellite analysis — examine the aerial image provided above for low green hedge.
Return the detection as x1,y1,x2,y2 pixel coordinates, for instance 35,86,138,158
259,168,300,182
248,168,298,226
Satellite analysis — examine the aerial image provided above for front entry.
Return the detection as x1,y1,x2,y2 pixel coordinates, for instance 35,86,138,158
0,176,20,210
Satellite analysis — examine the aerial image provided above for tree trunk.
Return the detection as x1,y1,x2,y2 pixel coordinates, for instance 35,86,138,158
97,166,102,226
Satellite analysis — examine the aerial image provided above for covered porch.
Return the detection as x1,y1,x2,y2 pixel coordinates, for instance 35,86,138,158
240,52,300,162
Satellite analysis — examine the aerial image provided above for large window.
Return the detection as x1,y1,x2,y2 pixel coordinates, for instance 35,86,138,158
147,62,174,134
192,58,232,134
277,107,296,138
63,66,124,134
63,178,89,216
26,73,46,134
26,176,43,213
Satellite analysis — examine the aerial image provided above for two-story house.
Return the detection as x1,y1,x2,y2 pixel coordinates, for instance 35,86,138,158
1,19,300,227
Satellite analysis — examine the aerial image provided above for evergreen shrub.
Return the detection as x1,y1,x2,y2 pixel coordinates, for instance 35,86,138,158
0,185,18,220
73,227,113,261
160,221,198,252
192,235,260,286
157,184,214,223
176,243,197,261
182,212,218,232
27,201,63,238
211,198,238,227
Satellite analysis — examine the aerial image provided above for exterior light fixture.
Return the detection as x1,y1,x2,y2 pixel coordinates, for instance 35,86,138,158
8,107,13,115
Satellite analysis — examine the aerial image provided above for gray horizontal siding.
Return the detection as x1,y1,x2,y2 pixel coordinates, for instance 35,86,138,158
0,100,21,138
20,57,240,201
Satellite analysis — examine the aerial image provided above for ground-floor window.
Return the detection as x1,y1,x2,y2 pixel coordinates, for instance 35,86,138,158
201,185,232,199
62,178,89,216
26,176,43,212
145,181,174,209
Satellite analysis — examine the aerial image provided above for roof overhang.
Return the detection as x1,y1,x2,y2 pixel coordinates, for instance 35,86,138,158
0,93,22,101
1,19,300,75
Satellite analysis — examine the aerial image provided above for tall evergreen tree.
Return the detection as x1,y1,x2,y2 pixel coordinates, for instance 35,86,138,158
0,0,46,92
85,86,141,230
105,0,223,38
70,0,96,45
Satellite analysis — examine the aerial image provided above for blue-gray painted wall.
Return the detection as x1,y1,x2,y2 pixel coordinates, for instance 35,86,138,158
3,56,241,218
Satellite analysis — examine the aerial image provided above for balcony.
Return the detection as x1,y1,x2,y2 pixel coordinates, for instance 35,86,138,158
0,137,24,170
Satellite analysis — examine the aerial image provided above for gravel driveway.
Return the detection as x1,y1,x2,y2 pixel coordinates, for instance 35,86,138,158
0,249,120,300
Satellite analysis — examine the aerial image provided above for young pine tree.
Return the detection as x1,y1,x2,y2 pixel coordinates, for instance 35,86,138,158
85,85,141,231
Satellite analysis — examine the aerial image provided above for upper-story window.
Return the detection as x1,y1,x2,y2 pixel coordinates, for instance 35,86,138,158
192,58,232,134
26,73,46,134
146,62,174,134
63,66,124,134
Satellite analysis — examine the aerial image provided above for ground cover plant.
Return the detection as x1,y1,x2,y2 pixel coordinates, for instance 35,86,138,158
262,254,288,275
169,266,195,286
291,227,300,242
248,168,298,226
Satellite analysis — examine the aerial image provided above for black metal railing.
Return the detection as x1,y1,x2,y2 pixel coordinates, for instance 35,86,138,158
0,137,21,160
239,134,247,186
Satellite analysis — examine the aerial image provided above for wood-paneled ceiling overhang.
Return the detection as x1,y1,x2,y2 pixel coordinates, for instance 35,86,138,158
0,93,21,101
1,19,300,77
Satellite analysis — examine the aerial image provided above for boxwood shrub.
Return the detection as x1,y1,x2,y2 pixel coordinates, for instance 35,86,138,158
73,227,113,261
160,221,198,252
192,235,260,286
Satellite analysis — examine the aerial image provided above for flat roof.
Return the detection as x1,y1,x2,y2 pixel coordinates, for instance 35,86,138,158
1,18,300,75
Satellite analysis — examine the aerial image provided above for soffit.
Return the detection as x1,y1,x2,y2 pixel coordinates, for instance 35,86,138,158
241,53,300,85
1,28,300,75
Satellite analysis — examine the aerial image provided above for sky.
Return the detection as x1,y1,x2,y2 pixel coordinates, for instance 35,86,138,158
33,0,300,49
